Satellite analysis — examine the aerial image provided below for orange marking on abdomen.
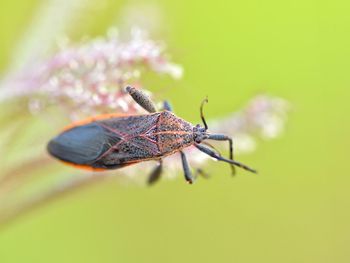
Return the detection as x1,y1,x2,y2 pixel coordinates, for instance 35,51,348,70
59,159,140,171
62,113,132,132
59,160,107,171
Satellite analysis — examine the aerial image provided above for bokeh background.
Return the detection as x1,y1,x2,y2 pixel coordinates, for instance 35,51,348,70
0,0,349,262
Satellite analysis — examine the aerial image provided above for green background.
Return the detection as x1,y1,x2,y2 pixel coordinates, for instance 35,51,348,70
1,0,349,262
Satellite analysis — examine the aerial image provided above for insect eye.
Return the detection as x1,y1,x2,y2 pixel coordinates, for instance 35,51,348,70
194,134,202,143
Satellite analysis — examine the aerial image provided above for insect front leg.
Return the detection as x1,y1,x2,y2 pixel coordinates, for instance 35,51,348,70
195,143,257,174
207,134,236,175
126,86,157,113
147,160,163,185
180,151,194,184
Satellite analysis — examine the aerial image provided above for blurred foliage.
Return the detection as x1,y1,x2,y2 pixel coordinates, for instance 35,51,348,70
0,0,349,263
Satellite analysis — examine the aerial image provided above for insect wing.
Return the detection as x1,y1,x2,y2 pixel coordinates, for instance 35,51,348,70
47,123,109,165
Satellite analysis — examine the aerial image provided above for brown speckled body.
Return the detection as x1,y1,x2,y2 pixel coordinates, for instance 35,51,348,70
48,86,257,183
88,111,194,169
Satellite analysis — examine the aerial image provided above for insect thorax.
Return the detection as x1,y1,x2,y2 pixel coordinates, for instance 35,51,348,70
157,111,194,154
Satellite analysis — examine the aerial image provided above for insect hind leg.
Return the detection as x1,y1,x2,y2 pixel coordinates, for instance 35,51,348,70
194,168,210,179
126,86,157,113
147,160,163,185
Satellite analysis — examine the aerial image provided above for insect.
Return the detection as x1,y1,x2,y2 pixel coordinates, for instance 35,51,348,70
48,86,257,184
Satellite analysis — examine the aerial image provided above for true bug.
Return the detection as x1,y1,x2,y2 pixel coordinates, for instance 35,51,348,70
48,86,257,184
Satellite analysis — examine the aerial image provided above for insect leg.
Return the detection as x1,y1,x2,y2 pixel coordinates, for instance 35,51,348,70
126,86,157,113
207,134,236,175
195,143,257,174
147,160,163,185
180,151,194,184
162,100,173,111
194,168,210,179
